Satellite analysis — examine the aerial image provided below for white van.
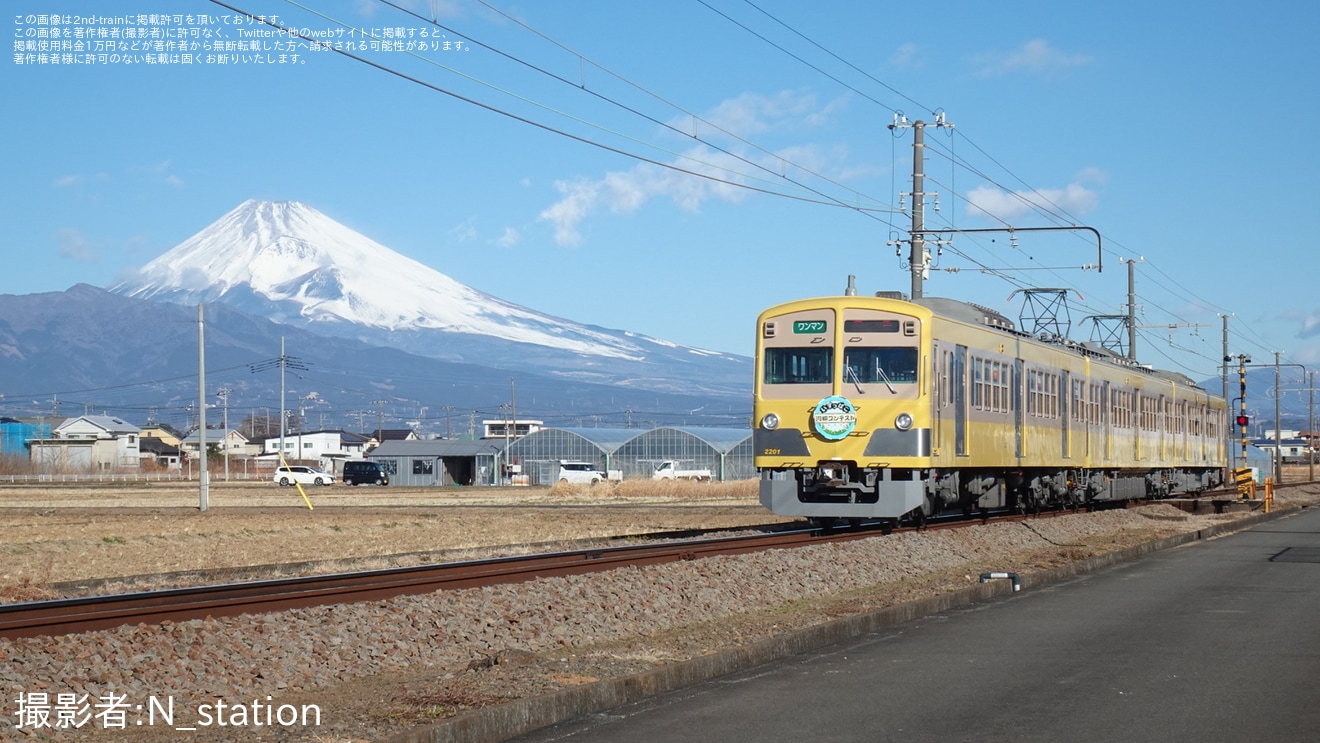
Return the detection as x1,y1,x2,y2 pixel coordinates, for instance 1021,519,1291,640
557,461,606,484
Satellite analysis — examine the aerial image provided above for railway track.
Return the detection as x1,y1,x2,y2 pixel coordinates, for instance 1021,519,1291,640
0,498,1241,640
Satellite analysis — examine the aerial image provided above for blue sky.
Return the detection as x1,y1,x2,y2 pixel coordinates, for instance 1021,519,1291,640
5,0,1319,398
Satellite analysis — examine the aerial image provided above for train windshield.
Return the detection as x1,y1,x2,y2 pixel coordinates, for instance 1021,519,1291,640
764,347,833,384
844,347,918,385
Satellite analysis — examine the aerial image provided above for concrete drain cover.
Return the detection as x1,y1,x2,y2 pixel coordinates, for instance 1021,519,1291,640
1270,547,1320,564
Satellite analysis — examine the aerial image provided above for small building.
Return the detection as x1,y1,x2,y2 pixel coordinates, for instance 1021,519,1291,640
482,419,544,440
263,430,370,470
361,428,418,453
180,429,255,460
139,437,182,470
1250,437,1311,464
138,424,184,449
29,415,141,471
0,417,50,457
369,439,505,487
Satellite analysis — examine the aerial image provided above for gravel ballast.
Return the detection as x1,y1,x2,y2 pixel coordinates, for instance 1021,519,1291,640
2,488,1312,742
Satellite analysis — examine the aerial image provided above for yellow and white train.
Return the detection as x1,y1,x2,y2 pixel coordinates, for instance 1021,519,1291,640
754,291,1227,521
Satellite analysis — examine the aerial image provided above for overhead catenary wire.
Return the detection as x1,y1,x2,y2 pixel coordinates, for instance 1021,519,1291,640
704,1,1254,378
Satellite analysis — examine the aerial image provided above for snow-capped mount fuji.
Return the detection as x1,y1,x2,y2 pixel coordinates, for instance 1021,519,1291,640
111,200,749,396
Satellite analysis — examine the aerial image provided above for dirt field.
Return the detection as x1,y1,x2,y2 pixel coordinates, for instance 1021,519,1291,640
0,479,774,600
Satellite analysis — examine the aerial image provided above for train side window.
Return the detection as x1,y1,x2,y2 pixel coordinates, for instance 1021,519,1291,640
971,357,983,408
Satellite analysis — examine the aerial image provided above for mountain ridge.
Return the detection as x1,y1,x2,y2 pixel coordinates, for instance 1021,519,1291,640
0,284,748,432
109,200,745,386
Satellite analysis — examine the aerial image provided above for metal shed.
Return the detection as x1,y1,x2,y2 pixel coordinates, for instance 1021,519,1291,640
369,439,505,487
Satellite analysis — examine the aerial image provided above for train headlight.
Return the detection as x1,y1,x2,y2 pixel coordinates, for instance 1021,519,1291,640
760,412,780,430
894,412,913,431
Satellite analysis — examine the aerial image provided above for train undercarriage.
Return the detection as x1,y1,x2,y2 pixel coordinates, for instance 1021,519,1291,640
761,462,1226,522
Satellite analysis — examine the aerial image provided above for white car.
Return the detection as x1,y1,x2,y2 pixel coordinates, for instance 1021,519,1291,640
273,466,336,486
557,461,606,485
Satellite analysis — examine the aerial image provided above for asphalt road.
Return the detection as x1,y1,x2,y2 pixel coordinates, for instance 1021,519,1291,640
512,507,1320,743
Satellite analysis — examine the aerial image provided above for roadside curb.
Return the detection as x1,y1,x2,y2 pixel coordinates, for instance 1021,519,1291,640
387,505,1293,743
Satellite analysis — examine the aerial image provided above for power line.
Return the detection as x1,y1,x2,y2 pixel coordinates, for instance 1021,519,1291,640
211,0,904,222
377,0,901,219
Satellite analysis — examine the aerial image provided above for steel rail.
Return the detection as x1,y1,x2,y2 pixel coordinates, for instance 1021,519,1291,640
0,526,855,640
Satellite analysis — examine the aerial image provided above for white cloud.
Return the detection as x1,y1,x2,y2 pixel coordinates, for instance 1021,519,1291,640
448,218,478,243
540,179,601,247
55,228,97,262
540,90,846,245
1283,308,1320,340
495,226,521,248
974,39,1093,78
698,90,826,138
964,170,1104,222
890,43,919,68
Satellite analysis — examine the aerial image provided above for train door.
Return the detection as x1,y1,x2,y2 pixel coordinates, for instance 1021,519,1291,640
1199,403,1208,462
1013,358,1024,461
1103,381,1111,460
1061,371,1071,459
933,345,945,449
954,345,967,456
1178,400,1187,460
1159,395,1167,462
1133,392,1142,461
1082,381,1091,464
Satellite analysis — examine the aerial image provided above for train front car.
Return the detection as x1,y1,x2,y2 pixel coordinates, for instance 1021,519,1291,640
754,295,932,521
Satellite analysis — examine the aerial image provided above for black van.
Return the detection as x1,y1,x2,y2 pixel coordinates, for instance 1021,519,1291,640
342,460,388,486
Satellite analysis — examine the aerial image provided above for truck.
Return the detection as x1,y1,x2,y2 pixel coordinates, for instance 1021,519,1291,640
651,460,713,482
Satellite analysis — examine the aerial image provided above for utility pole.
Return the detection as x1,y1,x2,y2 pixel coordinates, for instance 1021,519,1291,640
1275,351,1282,484
197,304,208,512
1310,371,1316,483
1120,257,1143,361
373,399,387,441
1238,354,1251,471
280,337,286,464
887,112,953,300
501,403,510,484
218,387,231,482
248,338,306,468
1220,314,1232,470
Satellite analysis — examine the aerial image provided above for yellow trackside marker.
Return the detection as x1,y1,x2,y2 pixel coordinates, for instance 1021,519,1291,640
278,453,315,511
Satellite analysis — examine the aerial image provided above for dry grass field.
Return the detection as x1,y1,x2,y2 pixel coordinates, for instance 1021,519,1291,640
0,478,771,601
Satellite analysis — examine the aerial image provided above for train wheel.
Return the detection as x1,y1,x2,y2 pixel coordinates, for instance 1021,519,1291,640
907,508,927,530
